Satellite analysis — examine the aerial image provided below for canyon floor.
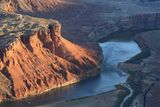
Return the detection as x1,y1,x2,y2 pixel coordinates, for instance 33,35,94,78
36,90,120,107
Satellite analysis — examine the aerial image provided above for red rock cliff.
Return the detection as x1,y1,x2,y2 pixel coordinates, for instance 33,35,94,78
1,0,64,13
0,13,102,102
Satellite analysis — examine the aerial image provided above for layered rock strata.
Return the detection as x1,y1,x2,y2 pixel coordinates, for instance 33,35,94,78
1,0,64,13
0,13,102,102
89,13,160,41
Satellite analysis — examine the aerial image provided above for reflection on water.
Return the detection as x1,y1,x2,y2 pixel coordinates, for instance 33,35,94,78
0,41,141,107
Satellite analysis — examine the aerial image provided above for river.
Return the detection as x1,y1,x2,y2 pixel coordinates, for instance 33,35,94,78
0,41,141,107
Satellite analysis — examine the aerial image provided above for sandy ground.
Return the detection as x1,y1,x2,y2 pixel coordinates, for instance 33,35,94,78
36,90,120,107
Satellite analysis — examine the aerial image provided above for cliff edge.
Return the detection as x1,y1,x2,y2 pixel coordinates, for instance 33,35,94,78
0,12,102,102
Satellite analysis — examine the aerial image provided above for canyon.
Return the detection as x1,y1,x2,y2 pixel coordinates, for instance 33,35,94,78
0,0,160,107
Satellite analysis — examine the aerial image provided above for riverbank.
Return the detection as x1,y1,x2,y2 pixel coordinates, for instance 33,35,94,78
35,90,120,107
118,31,160,107
117,35,148,107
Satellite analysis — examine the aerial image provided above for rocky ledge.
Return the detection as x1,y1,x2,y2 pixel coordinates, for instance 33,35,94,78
0,12,102,102
89,13,160,41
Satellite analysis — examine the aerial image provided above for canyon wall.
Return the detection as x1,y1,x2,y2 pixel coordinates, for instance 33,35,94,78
89,13,160,41
0,13,102,102
1,0,64,13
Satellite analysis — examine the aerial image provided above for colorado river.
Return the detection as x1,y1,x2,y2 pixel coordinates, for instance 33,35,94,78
0,41,141,107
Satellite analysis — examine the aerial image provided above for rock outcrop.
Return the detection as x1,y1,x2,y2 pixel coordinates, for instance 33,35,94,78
0,13,102,102
1,0,64,13
89,13,160,41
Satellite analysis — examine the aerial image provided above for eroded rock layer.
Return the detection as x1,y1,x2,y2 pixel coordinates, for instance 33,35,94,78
0,13,102,102
0,0,64,13
89,13,160,41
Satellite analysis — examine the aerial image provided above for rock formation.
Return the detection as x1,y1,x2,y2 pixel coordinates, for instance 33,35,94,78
89,13,160,41
1,0,64,13
0,10,102,102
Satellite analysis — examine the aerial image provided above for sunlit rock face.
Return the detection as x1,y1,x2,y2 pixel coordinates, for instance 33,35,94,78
1,0,64,13
0,10,102,102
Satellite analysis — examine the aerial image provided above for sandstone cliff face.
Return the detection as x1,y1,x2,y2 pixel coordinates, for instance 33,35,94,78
89,13,160,41
1,0,64,13
0,13,102,102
